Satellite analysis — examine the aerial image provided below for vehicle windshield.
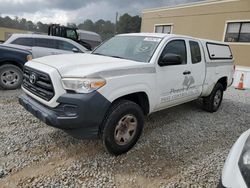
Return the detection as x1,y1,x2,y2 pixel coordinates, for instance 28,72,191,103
92,36,162,62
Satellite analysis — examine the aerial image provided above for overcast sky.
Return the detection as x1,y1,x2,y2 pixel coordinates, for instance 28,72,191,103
0,0,205,24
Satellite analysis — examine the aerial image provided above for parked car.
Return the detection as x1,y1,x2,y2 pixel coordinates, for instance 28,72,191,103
0,45,32,90
219,129,250,188
3,34,88,58
19,33,234,155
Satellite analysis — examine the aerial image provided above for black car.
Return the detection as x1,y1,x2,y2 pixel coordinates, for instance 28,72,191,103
0,45,32,90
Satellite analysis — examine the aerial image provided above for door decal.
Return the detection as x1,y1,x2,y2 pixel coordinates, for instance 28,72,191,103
183,76,195,89
160,76,200,104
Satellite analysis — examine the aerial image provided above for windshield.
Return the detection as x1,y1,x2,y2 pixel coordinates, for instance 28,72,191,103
93,36,162,62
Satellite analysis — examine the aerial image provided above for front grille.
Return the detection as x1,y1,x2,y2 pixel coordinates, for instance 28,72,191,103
23,67,54,101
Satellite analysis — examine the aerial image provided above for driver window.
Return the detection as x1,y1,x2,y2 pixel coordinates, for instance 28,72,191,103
160,40,187,64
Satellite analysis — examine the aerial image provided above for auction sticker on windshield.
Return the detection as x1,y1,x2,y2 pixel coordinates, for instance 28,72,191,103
144,37,162,42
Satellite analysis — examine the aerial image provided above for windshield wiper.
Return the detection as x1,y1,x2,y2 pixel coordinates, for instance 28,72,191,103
92,53,125,59
109,55,125,59
92,52,106,56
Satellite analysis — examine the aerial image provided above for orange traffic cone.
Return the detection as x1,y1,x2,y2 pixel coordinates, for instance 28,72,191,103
236,73,245,90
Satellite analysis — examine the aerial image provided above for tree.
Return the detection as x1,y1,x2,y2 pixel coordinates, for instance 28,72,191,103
26,20,35,31
0,13,141,39
37,21,48,33
2,16,13,28
117,13,141,34
78,19,94,31
102,20,115,39
19,18,27,30
130,15,141,33
94,19,105,33
67,23,77,28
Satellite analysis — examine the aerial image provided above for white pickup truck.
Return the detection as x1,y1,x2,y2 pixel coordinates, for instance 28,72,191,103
19,33,234,155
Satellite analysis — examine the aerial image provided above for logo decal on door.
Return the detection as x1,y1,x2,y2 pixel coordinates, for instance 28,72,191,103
160,76,199,104
183,76,195,89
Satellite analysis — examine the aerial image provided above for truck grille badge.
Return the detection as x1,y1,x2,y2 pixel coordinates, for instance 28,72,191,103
29,73,37,84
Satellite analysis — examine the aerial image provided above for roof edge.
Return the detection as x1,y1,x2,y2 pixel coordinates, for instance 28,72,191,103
142,0,240,13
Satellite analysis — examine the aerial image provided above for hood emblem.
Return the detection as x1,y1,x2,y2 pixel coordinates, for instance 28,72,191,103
29,73,37,84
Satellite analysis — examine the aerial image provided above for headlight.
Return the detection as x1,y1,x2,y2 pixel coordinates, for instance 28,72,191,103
239,134,250,187
27,55,33,61
62,77,106,93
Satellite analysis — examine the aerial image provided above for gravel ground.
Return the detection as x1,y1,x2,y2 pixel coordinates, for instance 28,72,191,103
0,88,249,188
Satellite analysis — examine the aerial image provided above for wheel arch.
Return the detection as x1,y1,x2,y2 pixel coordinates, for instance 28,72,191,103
0,60,24,71
217,77,228,91
111,91,150,116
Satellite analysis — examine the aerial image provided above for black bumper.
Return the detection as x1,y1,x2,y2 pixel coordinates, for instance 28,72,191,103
19,92,111,138
217,178,226,188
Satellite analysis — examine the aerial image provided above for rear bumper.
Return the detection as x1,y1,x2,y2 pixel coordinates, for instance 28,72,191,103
19,92,111,138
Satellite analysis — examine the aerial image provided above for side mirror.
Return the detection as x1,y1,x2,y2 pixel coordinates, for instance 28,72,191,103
72,48,79,53
158,53,182,66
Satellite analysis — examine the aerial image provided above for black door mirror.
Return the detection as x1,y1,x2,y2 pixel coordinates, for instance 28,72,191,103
158,53,182,66
72,48,79,53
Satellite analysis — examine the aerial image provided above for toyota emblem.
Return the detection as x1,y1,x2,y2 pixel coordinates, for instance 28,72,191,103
29,73,37,84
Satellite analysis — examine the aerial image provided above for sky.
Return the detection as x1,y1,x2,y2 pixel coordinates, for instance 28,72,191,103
0,0,205,24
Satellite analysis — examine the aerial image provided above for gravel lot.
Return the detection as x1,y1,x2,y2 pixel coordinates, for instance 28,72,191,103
0,88,249,188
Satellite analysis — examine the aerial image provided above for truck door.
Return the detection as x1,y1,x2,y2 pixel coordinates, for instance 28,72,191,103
186,40,206,99
155,38,204,110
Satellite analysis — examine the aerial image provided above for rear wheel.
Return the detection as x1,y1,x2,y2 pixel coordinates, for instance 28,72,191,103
101,100,144,156
203,83,224,112
0,64,23,90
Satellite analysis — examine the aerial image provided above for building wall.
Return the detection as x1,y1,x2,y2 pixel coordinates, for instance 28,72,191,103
0,27,28,42
141,0,250,67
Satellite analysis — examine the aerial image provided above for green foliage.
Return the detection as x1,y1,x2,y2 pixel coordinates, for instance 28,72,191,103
0,13,142,40
78,19,94,31
0,16,48,33
77,19,115,40
117,14,141,34
76,13,141,40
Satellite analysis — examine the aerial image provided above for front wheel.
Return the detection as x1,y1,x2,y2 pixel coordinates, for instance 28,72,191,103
203,83,224,113
101,100,144,156
0,64,23,90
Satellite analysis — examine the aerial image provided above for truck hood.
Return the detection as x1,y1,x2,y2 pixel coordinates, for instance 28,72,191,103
32,53,151,78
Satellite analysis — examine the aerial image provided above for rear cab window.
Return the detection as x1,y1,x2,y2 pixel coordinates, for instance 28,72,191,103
189,41,202,64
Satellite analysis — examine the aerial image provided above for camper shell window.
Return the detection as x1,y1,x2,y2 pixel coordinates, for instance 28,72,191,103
206,42,233,60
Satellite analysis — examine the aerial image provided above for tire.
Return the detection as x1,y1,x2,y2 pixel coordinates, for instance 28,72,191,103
101,100,144,156
203,83,224,113
0,64,23,90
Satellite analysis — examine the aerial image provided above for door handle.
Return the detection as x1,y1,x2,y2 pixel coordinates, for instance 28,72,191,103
183,71,191,75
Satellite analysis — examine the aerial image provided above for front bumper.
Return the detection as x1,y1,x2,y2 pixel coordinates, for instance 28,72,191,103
217,178,226,188
19,92,111,138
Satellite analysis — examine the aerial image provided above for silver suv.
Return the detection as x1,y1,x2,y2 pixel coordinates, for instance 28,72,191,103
3,34,88,58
